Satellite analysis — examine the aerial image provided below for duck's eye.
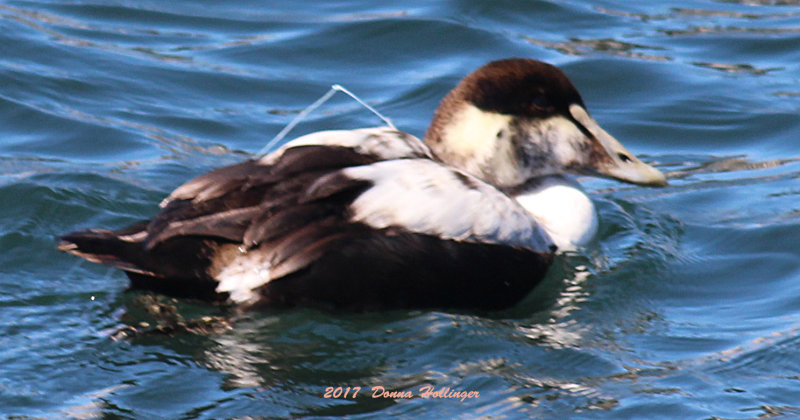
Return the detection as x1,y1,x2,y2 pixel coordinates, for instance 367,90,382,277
618,153,632,163
530,96,549,109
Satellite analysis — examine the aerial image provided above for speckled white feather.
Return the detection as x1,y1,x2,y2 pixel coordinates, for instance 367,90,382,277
344,159,555,252
258,127,432,165
213,245,272,304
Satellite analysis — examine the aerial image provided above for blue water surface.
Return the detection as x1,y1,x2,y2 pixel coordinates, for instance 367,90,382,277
2,0,800,418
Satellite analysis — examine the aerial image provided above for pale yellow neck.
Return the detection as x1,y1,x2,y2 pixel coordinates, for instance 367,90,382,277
430,104,522,187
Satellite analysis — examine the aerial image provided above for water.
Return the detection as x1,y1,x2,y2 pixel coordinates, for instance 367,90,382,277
2,0,800,418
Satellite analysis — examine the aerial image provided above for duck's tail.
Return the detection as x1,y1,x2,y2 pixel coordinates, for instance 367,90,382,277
58,222,224,301
58,221,157,276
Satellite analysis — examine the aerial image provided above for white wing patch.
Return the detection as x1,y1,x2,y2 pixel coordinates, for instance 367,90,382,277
258,127,432,165
344,159,554,252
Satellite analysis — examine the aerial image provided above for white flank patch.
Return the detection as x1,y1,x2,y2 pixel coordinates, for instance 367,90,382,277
513,176,597,251
214,246,272,304
344,159,554,252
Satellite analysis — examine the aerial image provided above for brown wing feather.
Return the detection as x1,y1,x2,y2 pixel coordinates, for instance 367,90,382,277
145,145,381,248
59,145,384,297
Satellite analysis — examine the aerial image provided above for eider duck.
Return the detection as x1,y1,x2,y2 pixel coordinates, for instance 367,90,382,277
58,58,666,311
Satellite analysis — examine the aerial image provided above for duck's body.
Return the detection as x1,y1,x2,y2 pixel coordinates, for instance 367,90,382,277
61,127,555,310
59,58,666,311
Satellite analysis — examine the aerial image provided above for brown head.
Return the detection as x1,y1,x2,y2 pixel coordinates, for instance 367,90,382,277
425,58,666,188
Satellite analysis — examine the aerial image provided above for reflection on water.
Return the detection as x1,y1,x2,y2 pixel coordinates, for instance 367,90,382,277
718,0,800,6
692,61,779,74
525,36,671,61
667,155,799,178
662,25,800,36
3,0,800,417
543,2,800,84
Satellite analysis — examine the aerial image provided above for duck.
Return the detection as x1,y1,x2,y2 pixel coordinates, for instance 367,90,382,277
58,58,667,311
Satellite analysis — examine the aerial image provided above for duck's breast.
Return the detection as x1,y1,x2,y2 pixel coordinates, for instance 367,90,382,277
512,175,598,251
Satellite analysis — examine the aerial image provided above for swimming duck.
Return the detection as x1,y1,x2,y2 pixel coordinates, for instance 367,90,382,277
58,58,666,311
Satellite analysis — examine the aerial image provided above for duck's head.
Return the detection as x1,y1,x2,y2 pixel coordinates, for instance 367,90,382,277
425,58,667,188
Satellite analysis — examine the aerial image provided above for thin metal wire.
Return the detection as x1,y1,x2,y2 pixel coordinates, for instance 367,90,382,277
257,84,395,157
331,84,396,130
257,87,337,156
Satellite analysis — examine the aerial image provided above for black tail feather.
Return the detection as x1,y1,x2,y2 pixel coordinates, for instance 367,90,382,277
58,225,224,301
58,227,158,276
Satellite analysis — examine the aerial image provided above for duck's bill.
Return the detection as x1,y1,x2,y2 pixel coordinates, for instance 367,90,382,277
569,104,668,187
599,150,668,186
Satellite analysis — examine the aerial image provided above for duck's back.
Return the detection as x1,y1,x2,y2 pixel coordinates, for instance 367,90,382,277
59,128,554,311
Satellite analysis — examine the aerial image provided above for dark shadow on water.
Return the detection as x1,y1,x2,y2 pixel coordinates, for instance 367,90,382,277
83,191,683,418
98,259,584,417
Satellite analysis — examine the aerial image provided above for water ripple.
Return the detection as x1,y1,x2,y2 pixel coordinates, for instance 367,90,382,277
3,0,800,418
